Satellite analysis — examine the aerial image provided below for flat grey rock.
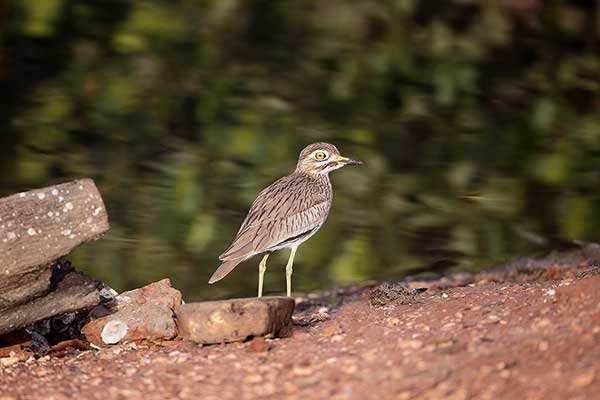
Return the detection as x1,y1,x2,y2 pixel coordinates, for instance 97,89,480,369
176,297,295,344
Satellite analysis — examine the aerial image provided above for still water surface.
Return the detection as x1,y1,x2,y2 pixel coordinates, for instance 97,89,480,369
2,1,599,299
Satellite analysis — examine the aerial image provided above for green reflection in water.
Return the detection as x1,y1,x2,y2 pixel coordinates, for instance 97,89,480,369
1,0,599,299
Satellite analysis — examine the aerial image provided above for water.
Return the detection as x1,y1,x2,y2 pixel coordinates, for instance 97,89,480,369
2,1,599,300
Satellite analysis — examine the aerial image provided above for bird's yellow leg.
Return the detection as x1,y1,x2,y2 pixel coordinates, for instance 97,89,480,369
285,247,297,297
258,254,269,298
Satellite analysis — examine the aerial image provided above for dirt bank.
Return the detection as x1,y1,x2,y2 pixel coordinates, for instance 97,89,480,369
1,261,599,400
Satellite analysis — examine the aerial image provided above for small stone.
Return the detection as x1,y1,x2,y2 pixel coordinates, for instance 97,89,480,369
537,318,551,328
441,322,456,331
397,391,412,400
330,334,344,343
482,314,500,324
292,366,313,376
321,323,344,337
441,293,449,298
89,378,103,386
410,340,423,349
538,341,549,351
546,288,556,297
398,339,423,350
571,371,595,389
343,364,358,374
0,356,19,367
243,374,264,384
98,349,115,360
247,337,269,353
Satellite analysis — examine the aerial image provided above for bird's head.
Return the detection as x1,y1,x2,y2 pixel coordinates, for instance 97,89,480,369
295,142,363,175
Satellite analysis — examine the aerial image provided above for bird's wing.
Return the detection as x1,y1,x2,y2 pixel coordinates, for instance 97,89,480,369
219,174,330,261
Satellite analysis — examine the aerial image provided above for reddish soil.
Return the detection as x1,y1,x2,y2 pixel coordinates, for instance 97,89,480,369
1,262,599,400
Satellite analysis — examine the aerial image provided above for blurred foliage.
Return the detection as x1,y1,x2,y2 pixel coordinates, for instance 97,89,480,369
1,0,599,299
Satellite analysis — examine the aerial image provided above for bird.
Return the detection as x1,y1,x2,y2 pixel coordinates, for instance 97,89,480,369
208,142,362,297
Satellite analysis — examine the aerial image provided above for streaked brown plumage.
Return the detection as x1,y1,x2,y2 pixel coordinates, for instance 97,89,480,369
209,142,362,297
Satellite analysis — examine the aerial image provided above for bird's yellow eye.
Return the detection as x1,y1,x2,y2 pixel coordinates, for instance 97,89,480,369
314,151,327,161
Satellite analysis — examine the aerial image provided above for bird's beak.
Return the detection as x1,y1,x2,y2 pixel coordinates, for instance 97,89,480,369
337,156,363,165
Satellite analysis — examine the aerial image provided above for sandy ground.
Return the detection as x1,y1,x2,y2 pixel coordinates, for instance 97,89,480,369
1,260,599,400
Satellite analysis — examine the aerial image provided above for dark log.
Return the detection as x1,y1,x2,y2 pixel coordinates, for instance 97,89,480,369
0,269,101,335
0,179,109,334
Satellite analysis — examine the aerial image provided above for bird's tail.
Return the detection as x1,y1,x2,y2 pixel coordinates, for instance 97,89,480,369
208,259,243,284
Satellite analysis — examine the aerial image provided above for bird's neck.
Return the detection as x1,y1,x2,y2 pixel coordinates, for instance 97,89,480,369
295,170,331,183
293,171,333,196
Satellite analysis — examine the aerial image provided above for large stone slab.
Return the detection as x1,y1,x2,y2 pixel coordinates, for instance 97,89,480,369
176,297,295,344
0,179,109,335
0,179,109,315
81,279,182,346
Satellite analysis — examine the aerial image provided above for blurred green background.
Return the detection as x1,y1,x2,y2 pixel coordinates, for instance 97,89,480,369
1,0,599,299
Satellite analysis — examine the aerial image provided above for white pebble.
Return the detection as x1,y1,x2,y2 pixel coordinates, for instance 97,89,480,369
27,228,36,236
37,192,46,200
52,189,59,196
101,320,128,344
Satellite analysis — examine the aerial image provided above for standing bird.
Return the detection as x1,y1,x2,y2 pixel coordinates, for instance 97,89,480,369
209,142,362,297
